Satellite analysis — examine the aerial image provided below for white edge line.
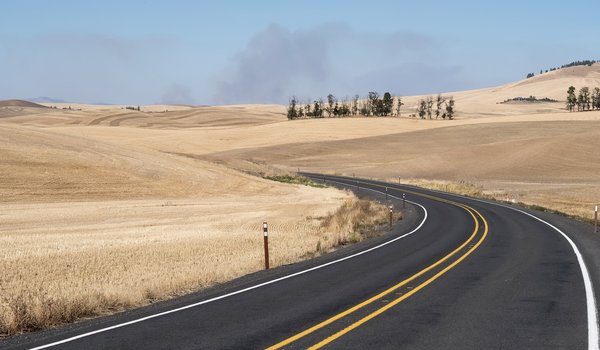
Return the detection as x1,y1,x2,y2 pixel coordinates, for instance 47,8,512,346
389,180,599,350
30,180,427,349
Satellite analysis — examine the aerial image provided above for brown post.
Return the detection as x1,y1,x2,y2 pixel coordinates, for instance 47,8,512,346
402,193,406,209
595,206,598,233
263,222,269,269
389,206,393,228
398,176,400,184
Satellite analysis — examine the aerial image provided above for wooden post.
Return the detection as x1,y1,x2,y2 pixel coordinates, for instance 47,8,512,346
263,222,269,270
595,206,598,233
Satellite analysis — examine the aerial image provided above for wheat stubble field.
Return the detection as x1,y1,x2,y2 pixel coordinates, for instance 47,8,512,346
1,63,600,335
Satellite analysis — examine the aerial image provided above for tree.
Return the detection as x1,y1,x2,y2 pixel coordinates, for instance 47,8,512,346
435,94,446,119
395,96,404,117
578,87,590,111
359,103,369,116
313,98,324,118
340,100,351,116
326,94,336,117
445,97,455,120
567,86,577,112
381,92,393,116
593,87,600,111
426,96,434,119
417,99,427,119
351,95,359,116
368,91,380,116
333,101,340,117
305,101,312,117
526,73,535,79
287,96,298,120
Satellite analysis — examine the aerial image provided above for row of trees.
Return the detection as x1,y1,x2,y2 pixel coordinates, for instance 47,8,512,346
566,86,600,112
287,92,402,119
415,95,455,120
526,60,597,79
287,92,455,120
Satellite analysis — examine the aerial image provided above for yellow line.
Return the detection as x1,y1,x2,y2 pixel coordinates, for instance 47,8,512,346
266,197,481,350
308,206,489,349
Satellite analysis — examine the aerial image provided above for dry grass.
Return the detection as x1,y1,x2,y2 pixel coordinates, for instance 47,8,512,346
389,178,484,198
317,198,396,250
389,177,597,224
0,192,398,335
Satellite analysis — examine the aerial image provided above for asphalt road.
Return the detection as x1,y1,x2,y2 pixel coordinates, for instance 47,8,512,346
3,175,598,350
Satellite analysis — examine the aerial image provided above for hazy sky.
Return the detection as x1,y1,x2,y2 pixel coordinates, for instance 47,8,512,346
2,0,599,105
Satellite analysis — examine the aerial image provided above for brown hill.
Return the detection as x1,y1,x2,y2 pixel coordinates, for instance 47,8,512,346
0,99,48,108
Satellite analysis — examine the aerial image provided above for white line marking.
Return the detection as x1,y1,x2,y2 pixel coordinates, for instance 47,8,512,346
380,179,599,350
30,182,427,349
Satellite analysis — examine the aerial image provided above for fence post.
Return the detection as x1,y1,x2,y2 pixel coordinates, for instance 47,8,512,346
595,206,598,233
263,222,269,270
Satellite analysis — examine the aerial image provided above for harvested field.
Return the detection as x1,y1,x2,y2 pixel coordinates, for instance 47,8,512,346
2,63,600,334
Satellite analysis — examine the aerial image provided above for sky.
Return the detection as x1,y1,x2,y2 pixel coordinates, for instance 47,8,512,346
1,0,599,105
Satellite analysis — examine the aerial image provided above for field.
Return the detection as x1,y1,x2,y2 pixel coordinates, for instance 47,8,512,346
1,63,600,334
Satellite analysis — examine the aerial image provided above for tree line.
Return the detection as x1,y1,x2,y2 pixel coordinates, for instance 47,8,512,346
415,94,455,120
287,92,455,120
526,60,597,79
566,86,600,112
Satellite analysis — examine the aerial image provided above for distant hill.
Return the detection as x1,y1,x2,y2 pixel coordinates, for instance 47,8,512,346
29,97,68,103
0,99,49,108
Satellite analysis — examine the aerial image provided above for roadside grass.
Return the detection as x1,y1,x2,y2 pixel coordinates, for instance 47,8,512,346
264,174,327,188
319,198,400,248
383,177,595,226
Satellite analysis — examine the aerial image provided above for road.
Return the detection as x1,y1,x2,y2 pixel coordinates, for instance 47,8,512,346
3,175,598,349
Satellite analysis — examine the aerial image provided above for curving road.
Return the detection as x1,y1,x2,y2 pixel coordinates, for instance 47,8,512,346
3,175,598,349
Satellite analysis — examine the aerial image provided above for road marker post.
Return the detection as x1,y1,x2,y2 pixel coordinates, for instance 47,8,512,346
595,206,598,233
403,193,406,209
356,180,360,193
398,176,400,184
263,222,270,270
385,187,388,201
389,205,393,228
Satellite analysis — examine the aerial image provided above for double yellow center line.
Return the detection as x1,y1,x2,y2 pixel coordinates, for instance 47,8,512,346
267,179,489,349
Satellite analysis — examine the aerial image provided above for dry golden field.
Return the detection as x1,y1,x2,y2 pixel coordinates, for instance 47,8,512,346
1,63,599,334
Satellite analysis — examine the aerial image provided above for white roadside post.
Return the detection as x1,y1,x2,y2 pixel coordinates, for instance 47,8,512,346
263,222,269,270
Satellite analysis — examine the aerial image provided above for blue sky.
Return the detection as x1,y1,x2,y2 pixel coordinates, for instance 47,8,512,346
1,0,598,105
